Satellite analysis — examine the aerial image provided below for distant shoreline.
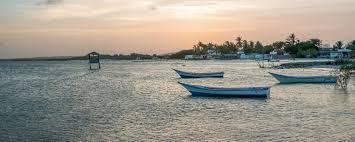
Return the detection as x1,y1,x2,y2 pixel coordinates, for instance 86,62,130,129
0,56,85,61
0,57,330,62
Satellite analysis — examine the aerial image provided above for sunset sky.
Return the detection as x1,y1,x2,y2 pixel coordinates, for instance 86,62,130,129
0,0,355,58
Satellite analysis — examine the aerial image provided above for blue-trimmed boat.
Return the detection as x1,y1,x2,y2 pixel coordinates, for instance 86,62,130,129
178,82,270,97
269,72,337,84
173,69,224,78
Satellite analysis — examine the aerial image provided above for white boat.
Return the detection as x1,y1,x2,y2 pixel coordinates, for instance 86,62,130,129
178,82,270,97
269,72,337,84
173,69,224,78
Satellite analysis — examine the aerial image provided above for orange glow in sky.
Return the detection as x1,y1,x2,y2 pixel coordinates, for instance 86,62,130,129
0,0,355,58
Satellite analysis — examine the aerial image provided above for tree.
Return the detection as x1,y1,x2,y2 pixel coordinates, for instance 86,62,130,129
205,42,215,54
223,41,237,53
235,37,243,50
193,41,215,55
333,41,344,50
215,44,227,55
206,43,215,50
193,45,201,55
284,33,299,55
220,43,230,54
249,41,255,49
309,38,322,50
242,40,254,53
286,33,299,46
284,44,298,55
272,41,285,55
188,34,352,58
213,44,219,54
197,41,209,54
255,41,264,54
302,40,320,51
263,45,274,54
272,41,285,50
231,42,238,53
345,40,355,50
242,40,248,51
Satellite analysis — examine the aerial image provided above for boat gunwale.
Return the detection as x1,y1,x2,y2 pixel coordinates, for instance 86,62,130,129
268,72,336,79
173,69,224,75
177,82,270,91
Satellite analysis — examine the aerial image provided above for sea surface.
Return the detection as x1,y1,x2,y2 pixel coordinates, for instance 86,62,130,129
0,60,354,141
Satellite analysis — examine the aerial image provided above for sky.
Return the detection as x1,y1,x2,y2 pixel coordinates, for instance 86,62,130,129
0,0,355,58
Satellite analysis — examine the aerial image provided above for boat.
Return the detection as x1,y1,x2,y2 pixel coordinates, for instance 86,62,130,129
269,72,337,84
178,82,270,97
173,69,224,78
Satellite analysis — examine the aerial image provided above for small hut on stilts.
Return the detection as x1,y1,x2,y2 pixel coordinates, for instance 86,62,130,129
88,52,101,70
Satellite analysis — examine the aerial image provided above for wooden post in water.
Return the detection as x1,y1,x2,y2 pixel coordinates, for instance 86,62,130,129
88,52,100,70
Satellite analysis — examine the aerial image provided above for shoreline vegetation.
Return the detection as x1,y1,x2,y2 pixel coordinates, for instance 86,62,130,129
1,33,354,61
0,53,157,61
172,33,355,59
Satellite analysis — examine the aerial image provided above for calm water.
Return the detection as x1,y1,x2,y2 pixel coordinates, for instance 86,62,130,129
0,60,354,141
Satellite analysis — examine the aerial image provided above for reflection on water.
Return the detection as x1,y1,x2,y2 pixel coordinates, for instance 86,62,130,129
185,95,270,102
0,60,354,141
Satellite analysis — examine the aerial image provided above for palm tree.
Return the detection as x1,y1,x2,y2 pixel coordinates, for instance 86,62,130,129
206,42,215,54
242,40,255,53
197,41,204,47
215,44,226,55
230,42,238,53
193,45,201,55
286,33,298,46
284,33,299,55
197,41,209,54
213,44,219,54
242,40,248,52
333,41,344,50
207,43,214,50
235,37,243,51
249,41,255,49
223,41,237,53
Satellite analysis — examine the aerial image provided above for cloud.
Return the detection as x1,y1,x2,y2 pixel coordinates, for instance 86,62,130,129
37,0,63,6
32,0,154,21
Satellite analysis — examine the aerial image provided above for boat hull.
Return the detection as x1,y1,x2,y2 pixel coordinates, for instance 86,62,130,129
269,72,337,84
178,82,270,97
173,69,224,78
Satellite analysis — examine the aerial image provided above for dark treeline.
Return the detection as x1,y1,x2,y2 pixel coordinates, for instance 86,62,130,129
42,53,157,60
182,33,355,58
99,53,157,60
2,33,354,61
0,53,157,61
